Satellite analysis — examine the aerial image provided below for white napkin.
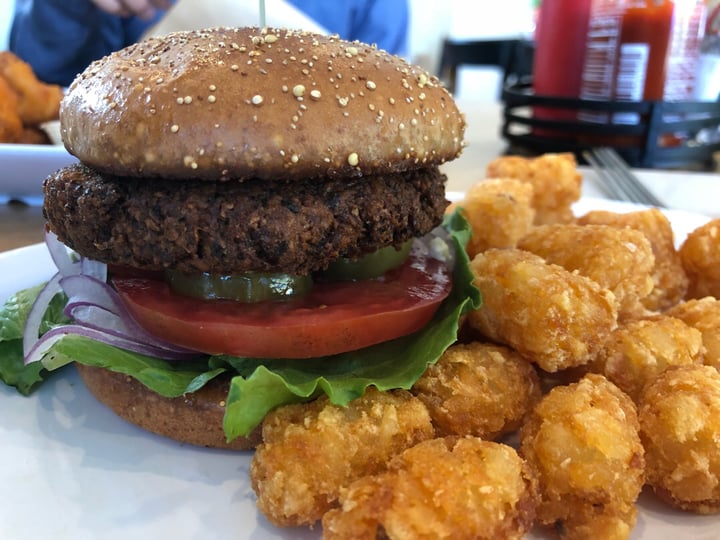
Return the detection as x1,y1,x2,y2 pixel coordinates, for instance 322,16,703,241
142,0,328,38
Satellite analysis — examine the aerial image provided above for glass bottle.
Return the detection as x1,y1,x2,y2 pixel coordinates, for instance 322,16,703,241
580,0,675,124
532,0,592,101
531,0,592,129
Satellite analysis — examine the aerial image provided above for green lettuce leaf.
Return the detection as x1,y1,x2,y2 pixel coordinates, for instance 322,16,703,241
0,212,480,441
41,334,227,396
0,284,69,394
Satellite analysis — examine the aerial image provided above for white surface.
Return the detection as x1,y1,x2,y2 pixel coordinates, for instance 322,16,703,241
0,0,13,50
1,197,718,540
445,0,535,41
0,143,77,201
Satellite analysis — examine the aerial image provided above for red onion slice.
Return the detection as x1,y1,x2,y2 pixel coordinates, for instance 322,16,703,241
44,228,80,277
60,274,124,315
22,272,63,358
23,233,201,365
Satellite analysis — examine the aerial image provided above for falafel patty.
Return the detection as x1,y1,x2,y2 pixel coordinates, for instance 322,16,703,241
43,163,449,275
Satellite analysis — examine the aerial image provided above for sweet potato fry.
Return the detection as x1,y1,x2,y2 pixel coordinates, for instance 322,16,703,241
0,51,63,125
0,76,22,142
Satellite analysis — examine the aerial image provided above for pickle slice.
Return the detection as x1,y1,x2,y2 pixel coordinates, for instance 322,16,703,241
321,240,413,281
166,271,313,302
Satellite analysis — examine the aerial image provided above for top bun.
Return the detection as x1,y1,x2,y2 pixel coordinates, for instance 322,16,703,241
61,27,465,181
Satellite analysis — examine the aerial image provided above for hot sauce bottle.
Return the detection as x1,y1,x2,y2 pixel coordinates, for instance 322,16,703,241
580,0,706,125
532,0,592,130
533,0,592,104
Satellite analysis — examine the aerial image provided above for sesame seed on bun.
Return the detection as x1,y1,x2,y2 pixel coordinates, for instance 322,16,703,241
60,27,465,181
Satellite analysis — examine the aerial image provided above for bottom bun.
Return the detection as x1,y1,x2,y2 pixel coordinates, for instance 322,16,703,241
75,363,261,450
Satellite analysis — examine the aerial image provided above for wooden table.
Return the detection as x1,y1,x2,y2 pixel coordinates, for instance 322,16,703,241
0,199,46,252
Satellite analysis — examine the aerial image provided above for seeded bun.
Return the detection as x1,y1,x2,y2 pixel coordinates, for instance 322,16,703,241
60,27,465,181
75,363,261,450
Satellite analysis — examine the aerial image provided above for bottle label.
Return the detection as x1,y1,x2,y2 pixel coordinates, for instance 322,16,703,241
614,42,649,123
579,6,622,123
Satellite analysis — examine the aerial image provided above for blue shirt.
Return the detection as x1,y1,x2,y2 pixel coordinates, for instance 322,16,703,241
9,0,409,86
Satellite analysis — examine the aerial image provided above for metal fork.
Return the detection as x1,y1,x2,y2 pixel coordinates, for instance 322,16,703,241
583,147,665,207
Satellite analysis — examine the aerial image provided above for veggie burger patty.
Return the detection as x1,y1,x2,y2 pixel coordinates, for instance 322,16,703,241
43,162,448,275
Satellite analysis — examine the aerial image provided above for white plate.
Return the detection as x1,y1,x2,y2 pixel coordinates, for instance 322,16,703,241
0,143,78,201
1,198,718,540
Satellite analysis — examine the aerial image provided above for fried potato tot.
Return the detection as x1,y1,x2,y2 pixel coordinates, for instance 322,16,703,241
679,218,720,300
591,316,704,402
322,437,538,540
450,178,535,258
468,248,618,372
520,374,645,539
639,365,720,514
250,388,434,527
0,51,64,125
666,297,720,371
485,152,582,225
578,208,688,311
412,342,542,439
518,223,655,320
0,76,22,143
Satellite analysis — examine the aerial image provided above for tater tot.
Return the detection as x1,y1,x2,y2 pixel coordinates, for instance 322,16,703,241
322,437,538,540
679,218,720,300
250,388,434,527
639,365,720,514
452,178,535,258
468,248,618,372
485,152,582,225
518,223,655,320
520,374,645,538
412,342,542,439
578,208,689,311
666,297,720,371
592,316,704,402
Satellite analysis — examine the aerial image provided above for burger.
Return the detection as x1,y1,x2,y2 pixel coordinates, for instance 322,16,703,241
2,27,476,450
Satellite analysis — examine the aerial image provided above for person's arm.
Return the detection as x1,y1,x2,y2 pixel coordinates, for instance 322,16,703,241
286,0,409,56
9,0,162,86
349,0,409,57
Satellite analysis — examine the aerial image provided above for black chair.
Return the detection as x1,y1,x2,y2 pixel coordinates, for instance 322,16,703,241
437,38,535,96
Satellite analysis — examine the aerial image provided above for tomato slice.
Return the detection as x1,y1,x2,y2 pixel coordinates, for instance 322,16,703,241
112,249,452,359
